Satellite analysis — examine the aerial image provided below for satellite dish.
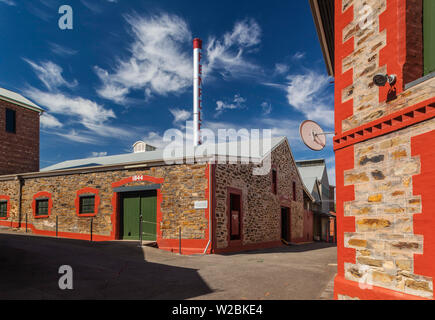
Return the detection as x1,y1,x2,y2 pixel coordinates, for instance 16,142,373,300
299,120,329,151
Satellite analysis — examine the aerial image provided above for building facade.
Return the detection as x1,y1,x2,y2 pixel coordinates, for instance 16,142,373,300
0,137,312,254
296,159,336,242
311,0,435,299
0,88,42,175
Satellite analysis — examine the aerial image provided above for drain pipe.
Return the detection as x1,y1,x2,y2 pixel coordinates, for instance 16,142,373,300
203,164,213,254
17,175,24,228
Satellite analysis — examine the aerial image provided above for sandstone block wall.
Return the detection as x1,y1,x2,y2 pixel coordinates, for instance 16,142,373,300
343,119,435,299
0,164,209,241
334,0,435,300
214,141,305,249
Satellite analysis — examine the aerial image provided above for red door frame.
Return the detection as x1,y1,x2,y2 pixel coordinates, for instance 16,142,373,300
280,206,291,242
226,187,243,247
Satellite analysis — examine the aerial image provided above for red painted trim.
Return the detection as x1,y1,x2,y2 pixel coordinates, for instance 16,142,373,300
111,175,164,241
158,239,209,255
279,206,291,242
334,98,435,150
271,165,278,194
214,240,283,254
378,0,406,102
334,0,355,135
193,38,202,49
0,195,11,220
334,274,428,300
226,187,243,248
32,192,53,219
111,175,164,189
335,146,356,279
211,164,217,253
411,130,435,295
0,220,113,241
204,163,211,254
75,187,100,217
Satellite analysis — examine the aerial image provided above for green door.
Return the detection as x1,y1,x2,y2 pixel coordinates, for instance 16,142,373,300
141,195,157,241
123,194,141,240
122,191,157,240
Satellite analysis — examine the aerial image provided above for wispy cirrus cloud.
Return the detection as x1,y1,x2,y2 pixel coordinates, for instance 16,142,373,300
274,63,289,75
95,13,193,104
25,88,132,142
23,59,78,91
40,113,62,129
292,51,306,60
53,130,98,144
215,94,246,117
48,42,78,57
170,108,191,125
285,71,334,127
205,18,262,80
0,0,16,6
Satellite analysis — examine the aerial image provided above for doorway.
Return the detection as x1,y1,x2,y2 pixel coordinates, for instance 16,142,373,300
281,207,291,242
120,190,157,240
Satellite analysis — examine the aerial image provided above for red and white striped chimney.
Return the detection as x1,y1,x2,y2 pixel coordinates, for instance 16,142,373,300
193,38,202,147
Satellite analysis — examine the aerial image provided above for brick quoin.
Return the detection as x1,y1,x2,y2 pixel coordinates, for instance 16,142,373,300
0,100,40,175
330,0,435,300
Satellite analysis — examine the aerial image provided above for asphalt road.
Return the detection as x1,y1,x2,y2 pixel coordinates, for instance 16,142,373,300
0,230,337,300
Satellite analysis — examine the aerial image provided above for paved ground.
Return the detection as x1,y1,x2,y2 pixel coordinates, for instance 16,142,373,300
0,230,337,300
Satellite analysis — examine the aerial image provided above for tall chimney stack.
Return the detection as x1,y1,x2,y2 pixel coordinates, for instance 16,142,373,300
193,38,202,147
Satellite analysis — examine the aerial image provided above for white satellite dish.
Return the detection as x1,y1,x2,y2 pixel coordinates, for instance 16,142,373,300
299,120,332,151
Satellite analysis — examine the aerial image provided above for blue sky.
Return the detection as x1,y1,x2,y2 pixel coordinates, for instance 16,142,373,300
0,0,336,183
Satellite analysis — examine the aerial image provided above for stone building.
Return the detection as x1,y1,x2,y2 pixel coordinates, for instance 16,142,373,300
0,136,313,254
310,0,435,299
0,88,42,175
296,159,336,242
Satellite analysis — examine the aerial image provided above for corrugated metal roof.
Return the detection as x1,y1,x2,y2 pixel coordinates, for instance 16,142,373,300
296,159,326,193
0,87,43,113
41,136,286,172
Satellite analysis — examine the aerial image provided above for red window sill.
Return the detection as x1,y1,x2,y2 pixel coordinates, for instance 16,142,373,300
34,215,50,219
77,213,97,217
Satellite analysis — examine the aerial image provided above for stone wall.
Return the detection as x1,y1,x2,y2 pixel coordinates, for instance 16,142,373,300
214,140,306,249
334,0,435,300
343,118,435,299
339,0,434,133
0,100,40,175
0,164,209,242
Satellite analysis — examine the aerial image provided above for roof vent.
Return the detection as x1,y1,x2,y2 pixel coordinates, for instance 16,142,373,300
133,141,157,153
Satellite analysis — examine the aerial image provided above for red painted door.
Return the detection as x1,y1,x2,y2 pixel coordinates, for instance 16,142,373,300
231,210,240,236
229,192,242,241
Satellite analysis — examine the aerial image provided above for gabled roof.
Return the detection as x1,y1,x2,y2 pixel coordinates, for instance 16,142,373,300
0,87,43,113
296,159,327,193
309,0,335,76
41,137,287,172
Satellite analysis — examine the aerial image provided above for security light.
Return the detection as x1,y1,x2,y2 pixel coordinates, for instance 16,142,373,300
373,73,397,87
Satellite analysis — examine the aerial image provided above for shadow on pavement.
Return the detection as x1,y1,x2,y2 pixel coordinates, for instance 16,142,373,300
0,232,213,300
219,242,337,256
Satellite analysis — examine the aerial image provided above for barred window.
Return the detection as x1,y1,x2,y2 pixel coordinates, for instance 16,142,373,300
36,199,49,216
79,196,95,214
0,201,7,218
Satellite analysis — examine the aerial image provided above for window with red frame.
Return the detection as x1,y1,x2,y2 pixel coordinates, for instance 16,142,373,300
79,195,95,215
0,200,7,218
272,169,277,194
35,199,49,217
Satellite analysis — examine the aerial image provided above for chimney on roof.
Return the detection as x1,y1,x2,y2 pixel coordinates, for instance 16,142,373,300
193,38,203,147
